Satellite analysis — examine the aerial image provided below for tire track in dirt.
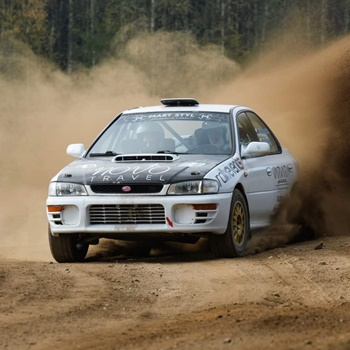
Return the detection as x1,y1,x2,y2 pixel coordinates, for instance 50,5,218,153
2,236,350,350
0,261,110,349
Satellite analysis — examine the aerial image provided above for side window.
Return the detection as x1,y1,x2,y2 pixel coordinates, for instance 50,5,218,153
237,113,259,152
246,112,281,154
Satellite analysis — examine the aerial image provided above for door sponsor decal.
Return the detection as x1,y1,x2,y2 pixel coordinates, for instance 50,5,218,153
215,158,244,188
272,165,290,188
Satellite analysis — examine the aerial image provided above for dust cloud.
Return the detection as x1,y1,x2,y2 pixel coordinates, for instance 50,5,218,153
0,31,349,260
211,36,350,254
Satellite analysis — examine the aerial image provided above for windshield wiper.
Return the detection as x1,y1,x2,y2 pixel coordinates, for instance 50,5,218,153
89,151,119,157
157,150,187,155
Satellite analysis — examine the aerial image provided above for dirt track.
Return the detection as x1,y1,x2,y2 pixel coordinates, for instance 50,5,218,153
1,235,350,350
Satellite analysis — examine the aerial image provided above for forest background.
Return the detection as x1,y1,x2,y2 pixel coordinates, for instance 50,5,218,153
1,0,349,75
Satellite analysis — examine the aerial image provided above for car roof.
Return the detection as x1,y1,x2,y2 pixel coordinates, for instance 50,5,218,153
123,104,241,115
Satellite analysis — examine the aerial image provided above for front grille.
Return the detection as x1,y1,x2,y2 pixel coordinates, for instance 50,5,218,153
90,184,163,194
89,204,165,224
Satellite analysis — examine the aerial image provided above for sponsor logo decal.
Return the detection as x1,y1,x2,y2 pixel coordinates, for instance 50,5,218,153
272,165,290,188
122,186,132,192
89,163,170,183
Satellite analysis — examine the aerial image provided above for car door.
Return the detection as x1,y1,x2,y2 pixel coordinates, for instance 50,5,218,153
237,112,288,227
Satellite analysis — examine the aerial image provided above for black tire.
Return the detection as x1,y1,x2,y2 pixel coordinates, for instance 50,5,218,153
48,227,89,263
210,189,249,258
131,242,152,257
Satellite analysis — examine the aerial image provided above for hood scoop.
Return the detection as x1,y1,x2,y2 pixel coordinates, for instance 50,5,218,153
112,154,178,162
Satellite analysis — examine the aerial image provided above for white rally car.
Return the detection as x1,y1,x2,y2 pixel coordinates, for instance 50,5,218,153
47,98,297,262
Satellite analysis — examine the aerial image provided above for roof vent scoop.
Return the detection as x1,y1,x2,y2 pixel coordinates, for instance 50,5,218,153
161,98,199,107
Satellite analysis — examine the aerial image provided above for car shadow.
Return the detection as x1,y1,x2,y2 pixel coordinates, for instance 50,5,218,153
84,223,316,264
85,238,216,264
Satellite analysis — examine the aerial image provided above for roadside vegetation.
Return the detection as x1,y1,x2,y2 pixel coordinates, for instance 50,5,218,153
0,0,349,74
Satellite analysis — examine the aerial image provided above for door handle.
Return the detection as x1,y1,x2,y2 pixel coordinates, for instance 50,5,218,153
266,167,272,176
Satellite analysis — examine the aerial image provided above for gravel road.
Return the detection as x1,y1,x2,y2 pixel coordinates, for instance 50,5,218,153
1,235,350,350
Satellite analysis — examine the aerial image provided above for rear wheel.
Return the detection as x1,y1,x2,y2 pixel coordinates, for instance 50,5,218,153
48,227,89,263
210,189,249,258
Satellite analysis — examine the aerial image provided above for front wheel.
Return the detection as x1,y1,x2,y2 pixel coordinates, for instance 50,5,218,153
48,227,89,263
210,189,249,258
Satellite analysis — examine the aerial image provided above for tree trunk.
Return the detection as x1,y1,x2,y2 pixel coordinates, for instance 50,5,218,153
306,0,311,43
254,0,259,46
49,22,55,59
67,0,73,74
345,4,350,34
90,0,95,66
0,6,2,49
246,1,251,48
320,0,327,44
221,0,225,55
236,0,240,49
261,0,269,44
150,0,155,34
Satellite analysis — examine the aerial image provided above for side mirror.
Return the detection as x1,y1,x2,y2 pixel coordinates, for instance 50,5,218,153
66,144,86,158
241,142,270,158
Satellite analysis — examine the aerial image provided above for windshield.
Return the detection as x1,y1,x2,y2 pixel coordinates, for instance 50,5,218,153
87,112,233,156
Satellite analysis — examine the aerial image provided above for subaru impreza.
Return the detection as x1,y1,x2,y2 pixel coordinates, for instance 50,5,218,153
46,98,297,262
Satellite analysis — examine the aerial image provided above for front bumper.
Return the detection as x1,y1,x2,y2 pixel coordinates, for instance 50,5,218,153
46,192,233,238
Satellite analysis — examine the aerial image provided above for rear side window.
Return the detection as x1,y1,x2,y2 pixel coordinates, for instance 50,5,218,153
237,112,281,155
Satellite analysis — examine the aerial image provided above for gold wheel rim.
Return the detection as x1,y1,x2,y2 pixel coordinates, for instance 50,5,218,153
232,202,245,246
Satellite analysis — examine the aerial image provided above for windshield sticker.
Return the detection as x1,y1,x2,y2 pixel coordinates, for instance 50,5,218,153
123,112,228,123
215,158,244,188
90,164,171,183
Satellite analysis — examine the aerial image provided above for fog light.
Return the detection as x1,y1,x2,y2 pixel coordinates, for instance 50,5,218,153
61,205,79,225
174,204,195,224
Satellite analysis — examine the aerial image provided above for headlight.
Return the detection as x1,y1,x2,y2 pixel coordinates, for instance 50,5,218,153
167,180,219,195
48,182,88,196
202,179,219,193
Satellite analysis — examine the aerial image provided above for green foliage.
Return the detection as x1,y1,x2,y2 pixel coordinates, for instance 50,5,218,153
0,0,48,55
0,0,349,72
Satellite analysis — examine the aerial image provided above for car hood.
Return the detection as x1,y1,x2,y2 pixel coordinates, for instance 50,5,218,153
56,154,230,185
